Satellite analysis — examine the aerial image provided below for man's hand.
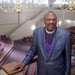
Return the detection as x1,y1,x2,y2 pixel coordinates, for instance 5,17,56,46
11,64,25,72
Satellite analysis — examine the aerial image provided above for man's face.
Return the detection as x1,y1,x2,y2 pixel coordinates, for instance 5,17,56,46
44,12,57,31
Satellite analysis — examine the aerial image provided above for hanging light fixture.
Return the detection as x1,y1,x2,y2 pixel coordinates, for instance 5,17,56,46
0,0,14,12
0,0,24,12
14,0,23,13
0,0,48,13
53,0,75,11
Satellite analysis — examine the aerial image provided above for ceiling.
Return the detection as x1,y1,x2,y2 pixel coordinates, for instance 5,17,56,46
0,0,75,40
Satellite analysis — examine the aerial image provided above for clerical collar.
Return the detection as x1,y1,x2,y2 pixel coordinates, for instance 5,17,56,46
45,28,55,34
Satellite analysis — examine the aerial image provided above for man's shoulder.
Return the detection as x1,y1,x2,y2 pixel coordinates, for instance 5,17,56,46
57,27,70,35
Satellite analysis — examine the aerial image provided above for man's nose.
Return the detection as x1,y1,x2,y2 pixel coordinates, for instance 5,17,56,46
49,20,54,23
50,20,53,23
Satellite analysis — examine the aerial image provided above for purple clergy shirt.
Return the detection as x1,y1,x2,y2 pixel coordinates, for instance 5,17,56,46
45,30,54,57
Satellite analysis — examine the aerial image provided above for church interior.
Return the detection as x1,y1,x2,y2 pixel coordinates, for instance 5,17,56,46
0,0,75,75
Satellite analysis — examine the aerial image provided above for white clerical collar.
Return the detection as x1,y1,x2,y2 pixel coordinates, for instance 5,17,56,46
45,28,55,34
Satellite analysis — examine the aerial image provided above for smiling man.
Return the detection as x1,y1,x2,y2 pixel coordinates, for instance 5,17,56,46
12,11,72,75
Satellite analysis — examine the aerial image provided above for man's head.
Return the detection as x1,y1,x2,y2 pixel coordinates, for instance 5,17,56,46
43,11,57,31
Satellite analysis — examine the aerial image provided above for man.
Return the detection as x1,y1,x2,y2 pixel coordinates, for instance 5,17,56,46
13,11,72,75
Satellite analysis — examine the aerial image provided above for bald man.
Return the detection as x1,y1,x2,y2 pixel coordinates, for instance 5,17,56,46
13,11,72,75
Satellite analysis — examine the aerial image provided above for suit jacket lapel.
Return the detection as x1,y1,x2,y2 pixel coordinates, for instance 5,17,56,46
39,27,46,59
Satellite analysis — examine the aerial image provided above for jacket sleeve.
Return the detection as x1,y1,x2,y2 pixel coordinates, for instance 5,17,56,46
65,32,72,75
22,29,37,65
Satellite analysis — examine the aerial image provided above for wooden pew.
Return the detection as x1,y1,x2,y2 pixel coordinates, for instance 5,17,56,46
0,56,38,75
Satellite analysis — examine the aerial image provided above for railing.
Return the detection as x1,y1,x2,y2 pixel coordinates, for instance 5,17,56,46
14,56,38,75
0,56,38,75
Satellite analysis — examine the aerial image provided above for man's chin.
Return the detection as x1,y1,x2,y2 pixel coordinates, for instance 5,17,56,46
47,28,54,32
48,27,55,30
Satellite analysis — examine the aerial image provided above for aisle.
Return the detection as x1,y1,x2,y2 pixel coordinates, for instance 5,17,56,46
3,41,30,64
